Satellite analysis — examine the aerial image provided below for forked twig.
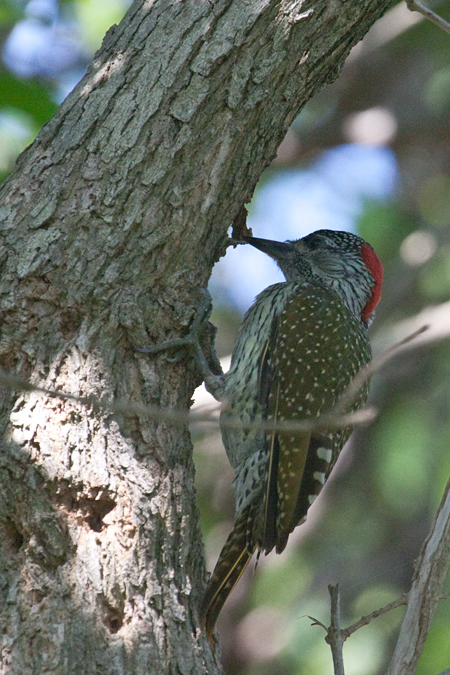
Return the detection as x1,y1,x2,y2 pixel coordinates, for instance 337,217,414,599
309,477,450,675
311,586,408,675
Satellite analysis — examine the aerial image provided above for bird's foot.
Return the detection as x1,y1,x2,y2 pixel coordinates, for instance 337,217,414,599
137,288,224,399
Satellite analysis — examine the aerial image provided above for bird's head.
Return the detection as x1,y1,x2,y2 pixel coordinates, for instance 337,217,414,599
244,229,383,326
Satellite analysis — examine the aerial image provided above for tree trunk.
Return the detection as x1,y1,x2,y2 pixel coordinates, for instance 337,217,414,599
0,1,396,672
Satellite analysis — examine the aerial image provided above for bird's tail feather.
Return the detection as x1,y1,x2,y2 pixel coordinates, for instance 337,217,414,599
200,508,255,640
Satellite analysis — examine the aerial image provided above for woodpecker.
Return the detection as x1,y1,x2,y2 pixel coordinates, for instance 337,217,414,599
200,229,383,638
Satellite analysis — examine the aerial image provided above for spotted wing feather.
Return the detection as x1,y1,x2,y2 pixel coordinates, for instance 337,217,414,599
261,285,372,553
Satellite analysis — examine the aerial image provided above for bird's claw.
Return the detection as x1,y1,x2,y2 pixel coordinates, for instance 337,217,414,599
136,289,224,393
136,288,213,357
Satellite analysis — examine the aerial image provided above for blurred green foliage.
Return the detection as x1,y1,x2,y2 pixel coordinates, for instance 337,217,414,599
0,0,128,179
2,1,450,673
73,0,129,50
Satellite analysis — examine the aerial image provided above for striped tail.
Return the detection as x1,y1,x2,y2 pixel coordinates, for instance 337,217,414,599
200,508,255,640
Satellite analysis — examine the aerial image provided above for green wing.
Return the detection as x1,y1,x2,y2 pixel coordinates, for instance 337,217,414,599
259,285,372,553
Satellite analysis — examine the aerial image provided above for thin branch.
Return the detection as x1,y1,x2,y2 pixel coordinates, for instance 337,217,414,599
331,325,428,418
310,489,450,675
0,324,430,436
406,0,450,34
342,594,408,640
0,367,375,432
311,593,408,640
385,478,450,675
311,588,408,675
325,585,346,675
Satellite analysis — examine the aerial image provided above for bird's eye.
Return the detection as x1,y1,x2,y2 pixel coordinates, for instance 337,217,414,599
304,234,326,250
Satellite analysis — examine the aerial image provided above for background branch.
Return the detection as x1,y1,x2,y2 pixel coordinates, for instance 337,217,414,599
315,588,407,674
385,478,450,675
406,0,450,33
325,585,346,675
342,595,408,641
0,320,436,434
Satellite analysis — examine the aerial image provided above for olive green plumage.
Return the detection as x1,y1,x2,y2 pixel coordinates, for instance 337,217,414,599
200,230,383,639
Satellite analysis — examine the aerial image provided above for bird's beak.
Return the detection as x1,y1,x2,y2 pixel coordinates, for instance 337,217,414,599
244,237,303,261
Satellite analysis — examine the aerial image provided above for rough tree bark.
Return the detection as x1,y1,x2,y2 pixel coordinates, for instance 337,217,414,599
0,1,396,673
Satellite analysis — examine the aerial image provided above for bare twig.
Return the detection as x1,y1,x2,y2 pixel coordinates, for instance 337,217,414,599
406,0,450,34
220,407,377,433
0,367,375,433
315,578,450,675
0,325,429,437
325,585,346,675
309,484,450,675
331,325,428,417
342,594,408,640
385,478,450,675
311,588,408,675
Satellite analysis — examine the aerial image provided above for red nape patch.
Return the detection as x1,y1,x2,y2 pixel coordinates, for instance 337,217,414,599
361,242,383,322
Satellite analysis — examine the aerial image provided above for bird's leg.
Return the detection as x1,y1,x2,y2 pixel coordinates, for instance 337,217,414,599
137,288,225,400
